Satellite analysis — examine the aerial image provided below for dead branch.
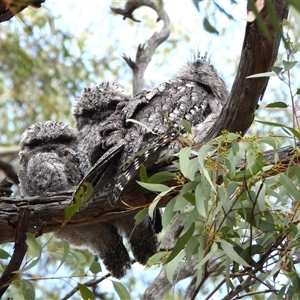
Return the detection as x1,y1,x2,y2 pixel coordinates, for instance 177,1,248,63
111,0,171,94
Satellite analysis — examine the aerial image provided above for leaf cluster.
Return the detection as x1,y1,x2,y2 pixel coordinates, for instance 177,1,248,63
142,130,300,299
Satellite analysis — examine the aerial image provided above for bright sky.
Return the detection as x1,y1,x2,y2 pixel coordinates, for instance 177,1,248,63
46,1,247,88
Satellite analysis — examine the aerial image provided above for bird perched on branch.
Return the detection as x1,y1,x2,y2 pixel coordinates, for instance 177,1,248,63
87,54,229,204
73,81,160,268
18,121,81,196
18,120,131,278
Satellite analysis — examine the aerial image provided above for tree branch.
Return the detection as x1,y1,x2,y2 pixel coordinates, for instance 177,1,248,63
204,0,289,141
0,143,298,245
0,207,30,296
111,0,171,94
142,259,199,300
0,0,45,23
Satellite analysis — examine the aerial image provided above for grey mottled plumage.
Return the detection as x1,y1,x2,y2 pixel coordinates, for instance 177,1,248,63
19,121,81,196
18,120,130,278
73,81,159,269
91,55,229,204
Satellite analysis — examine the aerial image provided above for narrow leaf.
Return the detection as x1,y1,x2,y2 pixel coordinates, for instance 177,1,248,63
22,279,35,300
166,249,185,284
139,165,148,182
166,223,195,263
179,119,192,134
112,281,131,300
54,239,70,273
203,17,219,34
220,240,251,267
265,101,288,108
134,208,148,226
246,71,277,78
147,252,166,266
137,181,170,192
280,174,300,202
26,233,41,258
78,283,95,300
179,147,191,178
148,171,175,183
0,249,11,259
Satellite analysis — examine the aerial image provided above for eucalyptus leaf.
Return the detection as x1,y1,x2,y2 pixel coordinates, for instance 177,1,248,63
112,281,131,300
78,283,95,300
22,279,35,300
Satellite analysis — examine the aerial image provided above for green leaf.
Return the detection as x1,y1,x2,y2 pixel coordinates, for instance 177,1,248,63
198,145,217,193
280,174,300,202
148,171,175,183
272,66,283,74
283,60,298,71
203,16,219,34
166,223,195,263
139,165,148,182
70,250,87,267
78,283,95,300
147,252,165,266
265,101,288,108
186,234,201,264
80,182,94,206
186,157,200,181
19,256,41,273
66,182,93,221
112,281,131,300
22,279,35,300
0,249,11,259
166,249,185,284
137,181,170,192
195,182,210,218
134,208,148,226
179,119,192,134
54,240,70,273
65,203,80,221
197,242,218,268
246,71,277,78
255,120,300,141
89,261,102,274
26,233,41,258
179,147,192,178
162,197,176,228
220,240,251,267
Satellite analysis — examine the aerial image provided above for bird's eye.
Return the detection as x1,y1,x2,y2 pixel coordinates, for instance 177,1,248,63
27,139,42,148
81,110,94,118
55,136,73,145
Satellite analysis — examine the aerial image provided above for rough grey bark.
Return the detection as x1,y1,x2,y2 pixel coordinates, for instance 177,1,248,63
203,0,289,141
